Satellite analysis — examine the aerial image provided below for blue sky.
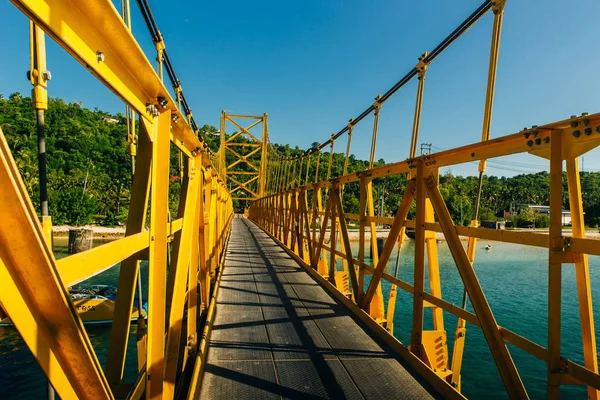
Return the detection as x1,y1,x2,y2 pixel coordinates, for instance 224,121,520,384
1,0,599,176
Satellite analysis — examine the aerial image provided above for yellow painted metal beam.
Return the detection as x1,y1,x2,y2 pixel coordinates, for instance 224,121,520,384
11,0,202,154
146,111,171,399
0,128,113,399
57,231,149,287
106,117,153,387
424,172,528,398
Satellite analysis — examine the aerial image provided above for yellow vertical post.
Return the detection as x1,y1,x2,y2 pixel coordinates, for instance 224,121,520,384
260,113,268,196
163,155,200,398
328,183,338,285
220,111,226,185
369,96,382,168
366,96,385,322
29,22,52,245
547,130,563,399
273,155,281,194
146,111,171,399
297,157,304,188
327,136,335,180
411,160,426,357
313,148,328,275
566,157,599,399
155,34,165,81
106,119,153,385
453,3,505,387
342,122,353,181
200,169,212,307
304,153,311,186
290,158,297,190
314,150,322,183
186,158,203,362
425,175,444,331
409,53,429,159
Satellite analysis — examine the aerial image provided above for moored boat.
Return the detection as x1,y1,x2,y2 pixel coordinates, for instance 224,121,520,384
0,285,145,326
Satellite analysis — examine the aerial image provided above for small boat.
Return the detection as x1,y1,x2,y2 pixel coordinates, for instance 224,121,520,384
405,229,416,240
0,284,145,326
485,244,492,250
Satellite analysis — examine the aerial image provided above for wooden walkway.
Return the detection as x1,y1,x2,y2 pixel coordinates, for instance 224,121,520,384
198,217,435,399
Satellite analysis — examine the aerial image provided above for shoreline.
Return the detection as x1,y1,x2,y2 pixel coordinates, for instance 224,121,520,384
52,225,600,242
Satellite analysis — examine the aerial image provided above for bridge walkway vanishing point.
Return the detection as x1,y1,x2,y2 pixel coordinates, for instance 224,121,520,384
197,217,435,399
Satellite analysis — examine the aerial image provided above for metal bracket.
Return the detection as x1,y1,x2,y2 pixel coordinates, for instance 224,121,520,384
492,0,507,13
416,52,430,78
373,94,383,112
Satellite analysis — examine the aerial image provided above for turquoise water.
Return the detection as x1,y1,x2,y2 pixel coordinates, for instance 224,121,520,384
355,240,600,399
0,240,598,398
0,246,147,399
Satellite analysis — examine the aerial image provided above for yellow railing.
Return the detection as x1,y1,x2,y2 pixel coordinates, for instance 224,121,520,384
250,113,600,399
248,0,600,398
1,1,233,399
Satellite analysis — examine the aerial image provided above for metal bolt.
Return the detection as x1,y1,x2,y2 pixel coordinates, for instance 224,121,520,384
523,132,530,139
451,382,459,388
535,138,542,145
42,70,52,81
96,51,105,62
582,118,590,126
584,128,592,136
570,121,579,128
157,96,168,108
172,114,179,124
458,332,465,338
532,130,538,137
544,137,550,144
596,126,600,133
573,130,581,138
146,103,153,113
581,112,589,116
527,140,533,147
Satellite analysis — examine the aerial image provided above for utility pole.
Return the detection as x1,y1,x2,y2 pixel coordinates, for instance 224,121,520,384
420,142,432,156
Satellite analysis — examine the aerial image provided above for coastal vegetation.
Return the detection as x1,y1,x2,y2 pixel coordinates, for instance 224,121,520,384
3,92,600,227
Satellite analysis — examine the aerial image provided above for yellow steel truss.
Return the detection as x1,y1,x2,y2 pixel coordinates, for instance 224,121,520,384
251,113,600,398
218,111,268,202
248,0,600,398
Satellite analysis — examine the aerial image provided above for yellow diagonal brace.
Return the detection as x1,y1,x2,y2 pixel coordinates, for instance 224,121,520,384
226,117,261,142
361,179,416,309
424,172,528,399
0,128,113,399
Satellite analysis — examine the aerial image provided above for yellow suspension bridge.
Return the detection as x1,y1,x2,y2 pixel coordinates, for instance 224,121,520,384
1,0,599,399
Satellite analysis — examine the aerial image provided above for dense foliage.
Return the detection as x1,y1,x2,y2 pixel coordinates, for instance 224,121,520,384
3,93,600,227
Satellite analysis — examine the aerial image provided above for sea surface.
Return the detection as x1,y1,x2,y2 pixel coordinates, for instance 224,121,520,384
1,239,599,399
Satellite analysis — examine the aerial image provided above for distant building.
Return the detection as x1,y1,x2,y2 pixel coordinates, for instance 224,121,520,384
515,204,576,226
481,220,506,230
101,116,119,124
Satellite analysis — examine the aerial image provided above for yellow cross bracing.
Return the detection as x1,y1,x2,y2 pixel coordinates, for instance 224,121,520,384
250,1,600,399
2,1,234,400
217,111,269,202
